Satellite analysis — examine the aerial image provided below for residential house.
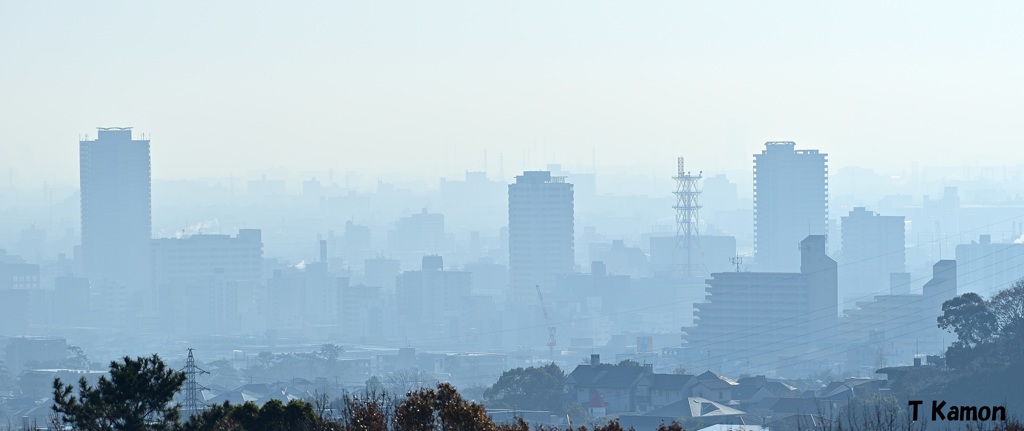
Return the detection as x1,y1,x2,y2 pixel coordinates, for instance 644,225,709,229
689,371,738,403
636,373,696,411
565,355,651,414
619,397,746,430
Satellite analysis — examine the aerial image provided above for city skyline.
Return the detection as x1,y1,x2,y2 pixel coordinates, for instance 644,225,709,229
3,3,1024,426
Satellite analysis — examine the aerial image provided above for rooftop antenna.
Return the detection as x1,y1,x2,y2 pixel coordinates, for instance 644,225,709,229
731,256,743,272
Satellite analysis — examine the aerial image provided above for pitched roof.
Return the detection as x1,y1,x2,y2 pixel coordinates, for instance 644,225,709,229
646,373,694,390
643,397,746,419
763,381,798,397
695,371,737,385
568,364,648,389
694,378,737,390
770,397,829,415
697,425,770,431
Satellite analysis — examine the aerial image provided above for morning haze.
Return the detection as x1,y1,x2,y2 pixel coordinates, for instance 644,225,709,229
2,1,1023,186
2,1,1024,430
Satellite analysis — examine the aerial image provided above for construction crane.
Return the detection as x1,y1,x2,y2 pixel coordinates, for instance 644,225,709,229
535,285,556,361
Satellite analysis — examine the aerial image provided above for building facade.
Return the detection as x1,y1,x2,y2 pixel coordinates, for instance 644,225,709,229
955,235,1024,295
79,127,152,327
388,209,445,270
508,171,574,301
685,236,837,375
753,142,828,272
150,229,263,334
840,207,905,304
839,260,956,372
396,256,472,343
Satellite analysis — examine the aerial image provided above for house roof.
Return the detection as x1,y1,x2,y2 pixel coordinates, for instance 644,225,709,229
695,371,736,384
207,389,262,405
568,364,648,390
643,397,746,419
646,373,694,390
763,381,798,397
770,397,830,415
697,425,770,431
737,376,768,387
728,375,797,401
694,379,737,390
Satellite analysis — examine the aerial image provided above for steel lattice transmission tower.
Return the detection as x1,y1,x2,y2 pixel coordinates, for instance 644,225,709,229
182,348,209,417
673,157,703,277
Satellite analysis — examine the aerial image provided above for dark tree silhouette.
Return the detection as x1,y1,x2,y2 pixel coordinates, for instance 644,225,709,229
484,363,565,412
183,398,340,431
52,354,186,431
988,280,1024,329
938,292,998,347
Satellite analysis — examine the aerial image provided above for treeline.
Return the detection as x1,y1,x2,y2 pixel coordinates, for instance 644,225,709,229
49,355,681,431
901,281,1024,411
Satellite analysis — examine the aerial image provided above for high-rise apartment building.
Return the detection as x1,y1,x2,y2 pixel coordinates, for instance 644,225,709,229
79,127,152,324
685,235,837,375
753,142,828,272
839,260,956,371
150,229,263,335
508,171,574,300
388,209,445,270
396,255,472,342
955,235,1024,295
840,207,905,303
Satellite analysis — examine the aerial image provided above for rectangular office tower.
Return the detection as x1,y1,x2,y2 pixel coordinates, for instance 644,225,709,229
840,207,905,303
508,171,574,301
80,127,152,323
754,142,828,272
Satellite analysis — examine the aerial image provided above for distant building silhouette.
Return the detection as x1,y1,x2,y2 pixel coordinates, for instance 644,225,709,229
79,127,152,327
753,142,828,271
363,256,400,290
150,229,263,335
508,171,574,300
685,235,837,376
396,255,472,342
839,260,956,372
388,208,445,270
338,282,383,342
267,260,348,337
955,235,1024,295
840,207,905,303
649,235,737,277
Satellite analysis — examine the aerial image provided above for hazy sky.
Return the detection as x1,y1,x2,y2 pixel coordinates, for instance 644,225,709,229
2,1,1023,187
